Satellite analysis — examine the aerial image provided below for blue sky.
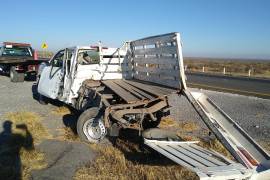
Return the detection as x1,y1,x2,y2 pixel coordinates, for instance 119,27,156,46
1,0,270,59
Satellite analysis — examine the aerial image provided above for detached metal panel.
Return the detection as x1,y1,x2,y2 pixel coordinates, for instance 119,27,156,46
144,139,252,179
129,32,186,90
186,91,270,170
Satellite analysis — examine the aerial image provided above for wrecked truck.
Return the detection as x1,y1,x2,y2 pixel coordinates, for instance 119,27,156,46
37,33,270,179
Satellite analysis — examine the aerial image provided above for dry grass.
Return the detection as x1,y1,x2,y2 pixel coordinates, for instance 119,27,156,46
198,139,233,159
159,117,179,128
37,51,54,59
58,126,198,180
69,118,228,180
51,106,71,116
56,127,79,142
75,138,198,180
1,111,51,180
159,117,199,132
5,111,51,143
0,112,233,179
184,58,270,78
179,122,199,132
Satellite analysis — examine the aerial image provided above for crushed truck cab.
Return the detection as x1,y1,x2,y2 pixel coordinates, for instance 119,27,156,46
37,33,270,179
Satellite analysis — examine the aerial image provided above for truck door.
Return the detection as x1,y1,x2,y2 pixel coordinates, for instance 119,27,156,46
38,50,65,99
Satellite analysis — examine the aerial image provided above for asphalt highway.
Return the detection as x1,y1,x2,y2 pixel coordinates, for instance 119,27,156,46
186,72,270,99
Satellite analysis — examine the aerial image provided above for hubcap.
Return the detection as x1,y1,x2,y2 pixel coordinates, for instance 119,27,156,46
83,118,106,141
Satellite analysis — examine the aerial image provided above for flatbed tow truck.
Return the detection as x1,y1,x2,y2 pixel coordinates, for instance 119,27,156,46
37,33,270,179
0,42,48,82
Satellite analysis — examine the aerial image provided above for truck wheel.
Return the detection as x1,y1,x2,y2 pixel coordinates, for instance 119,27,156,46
10,67,24,82
77,107,107,143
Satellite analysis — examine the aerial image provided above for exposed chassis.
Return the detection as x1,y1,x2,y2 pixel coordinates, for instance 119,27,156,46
76,79,175,132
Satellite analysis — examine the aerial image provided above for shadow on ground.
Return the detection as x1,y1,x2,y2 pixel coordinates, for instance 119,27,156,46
0,121,33,180
62,113,79,135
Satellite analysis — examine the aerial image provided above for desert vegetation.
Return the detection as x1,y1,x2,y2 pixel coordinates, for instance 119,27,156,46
184,57,270,78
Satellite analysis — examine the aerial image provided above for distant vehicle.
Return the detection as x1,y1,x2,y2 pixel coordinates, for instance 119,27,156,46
0,42,47,82
37,33,270,179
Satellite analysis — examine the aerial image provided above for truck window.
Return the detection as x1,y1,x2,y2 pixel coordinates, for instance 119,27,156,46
2,46,32,57
77,50,100,65
51,50,64,68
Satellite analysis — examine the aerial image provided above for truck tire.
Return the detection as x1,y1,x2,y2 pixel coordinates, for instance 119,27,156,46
10,66,24,82
77,107,107,143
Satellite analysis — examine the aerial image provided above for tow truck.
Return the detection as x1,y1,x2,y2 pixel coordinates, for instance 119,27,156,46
0,42,47,82
37,33,270,179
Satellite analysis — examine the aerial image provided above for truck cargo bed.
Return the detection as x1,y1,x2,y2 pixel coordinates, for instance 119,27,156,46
101,79,178,103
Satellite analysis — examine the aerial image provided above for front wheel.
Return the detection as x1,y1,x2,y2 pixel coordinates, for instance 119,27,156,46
77,107,106,143
10,66,24,82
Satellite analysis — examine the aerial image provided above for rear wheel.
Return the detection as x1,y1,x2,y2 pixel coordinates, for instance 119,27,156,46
77,107,106,143
10,66,24,82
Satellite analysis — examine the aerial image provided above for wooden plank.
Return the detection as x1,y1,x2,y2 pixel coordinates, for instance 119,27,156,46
101,80,139,103
135,66,180,78
112,80,146,100
113,80,156,100
133,74,180,89
127,79,176,94
134,46,176,56
133,57,178,66
124,80,175,96
124,80,165,97
131,33,177,46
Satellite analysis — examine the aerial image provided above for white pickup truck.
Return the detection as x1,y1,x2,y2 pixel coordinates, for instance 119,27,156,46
37,33,270,180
